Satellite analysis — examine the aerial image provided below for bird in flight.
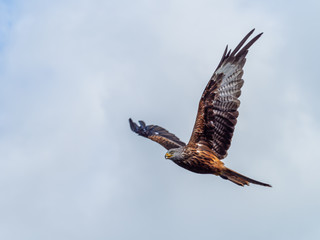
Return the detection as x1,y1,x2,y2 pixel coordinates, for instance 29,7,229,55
129,29,271,187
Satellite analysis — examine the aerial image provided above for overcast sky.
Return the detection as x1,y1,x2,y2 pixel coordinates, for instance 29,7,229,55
0,0,320,239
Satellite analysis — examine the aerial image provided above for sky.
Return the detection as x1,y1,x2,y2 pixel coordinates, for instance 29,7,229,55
0,0,320,239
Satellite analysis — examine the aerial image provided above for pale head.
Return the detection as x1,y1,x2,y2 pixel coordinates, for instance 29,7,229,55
165,147,184,161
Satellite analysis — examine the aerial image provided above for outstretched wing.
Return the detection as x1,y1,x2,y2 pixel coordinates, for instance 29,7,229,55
188,29,262,159
129,118,186,150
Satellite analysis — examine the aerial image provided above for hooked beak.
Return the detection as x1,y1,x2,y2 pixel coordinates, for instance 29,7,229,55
165,153,173,159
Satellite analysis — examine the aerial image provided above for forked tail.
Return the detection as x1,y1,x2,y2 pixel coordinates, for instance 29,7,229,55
221,168,271,187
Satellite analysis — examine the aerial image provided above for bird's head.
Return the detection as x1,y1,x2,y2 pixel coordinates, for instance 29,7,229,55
165,148,184,161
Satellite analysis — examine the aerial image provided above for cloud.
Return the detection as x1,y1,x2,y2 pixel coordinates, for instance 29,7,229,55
0,0,319,239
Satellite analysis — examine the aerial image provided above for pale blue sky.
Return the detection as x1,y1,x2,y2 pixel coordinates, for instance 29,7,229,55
0,0,319,239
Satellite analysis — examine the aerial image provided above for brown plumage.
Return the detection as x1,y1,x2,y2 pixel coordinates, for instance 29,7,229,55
129,29,271,187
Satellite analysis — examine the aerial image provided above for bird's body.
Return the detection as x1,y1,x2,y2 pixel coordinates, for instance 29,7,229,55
171,145,223,175
129,29,271,187
165,144,270,187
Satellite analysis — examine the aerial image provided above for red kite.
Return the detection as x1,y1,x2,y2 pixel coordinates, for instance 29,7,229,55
129,29,271,187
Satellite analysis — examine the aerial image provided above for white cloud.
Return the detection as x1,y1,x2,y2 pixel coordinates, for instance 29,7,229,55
0,0,319,239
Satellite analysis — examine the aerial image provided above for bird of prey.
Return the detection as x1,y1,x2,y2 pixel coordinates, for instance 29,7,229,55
129,29,271,187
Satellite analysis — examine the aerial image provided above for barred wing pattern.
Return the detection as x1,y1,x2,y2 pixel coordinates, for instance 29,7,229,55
129,118,186,150
188,29,262,159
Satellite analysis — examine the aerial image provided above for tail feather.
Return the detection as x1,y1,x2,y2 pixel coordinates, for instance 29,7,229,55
221,168,271,187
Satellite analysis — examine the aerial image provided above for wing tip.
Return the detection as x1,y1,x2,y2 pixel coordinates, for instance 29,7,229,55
129,118,150,137
129,118,138,132
138,120,146,128
249,28,255,35
215,29,262,71
247,28,263,36
229,29,263,58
